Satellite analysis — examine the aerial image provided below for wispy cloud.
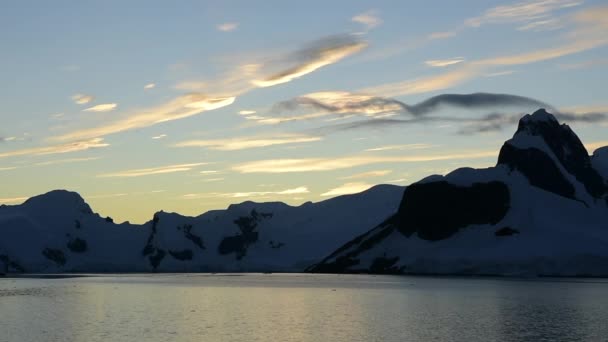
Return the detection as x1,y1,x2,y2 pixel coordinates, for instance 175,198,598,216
57,34,365,142
83,103,118,112
238,110,257,115
271,92,551,124
98,162,208,178
217,22,239,32
586,141,608,152
352,10,382,32
232,150,497,174
425,57,465,67
465,0,582,30
341,170,392,179
33,157,101,166
484,70,516,77
321,182,373,197
252,35,367,87
144,83,156,90
0,196,28,204
199,170,219,175
173,133,322,151
183,186,309,199
457,111,608,134
152,134,167,140
72,93,94,105
53,94,235,141
87,193,129,199
0,138,108,159
517,18,563,31
203,177,224,182
0,166,18,172
365,144,435,152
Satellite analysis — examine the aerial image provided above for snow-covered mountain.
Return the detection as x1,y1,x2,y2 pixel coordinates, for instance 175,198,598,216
309,109,608,276
0,184,403,273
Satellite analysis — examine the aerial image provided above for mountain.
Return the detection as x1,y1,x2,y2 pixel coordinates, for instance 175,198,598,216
309,109,608,276
0,185,403,273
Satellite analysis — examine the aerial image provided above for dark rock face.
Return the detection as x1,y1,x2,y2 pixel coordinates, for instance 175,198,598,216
307,215,398,273
397,181,510,241
180,224,205,250
0,254,25,273
218,209,270,259
498,109,606,199
369,256,402,274
149,249,166,270
42,248,66,266
67,238,88,253
495,227,520,237
168,249,193,261
498,144,576,199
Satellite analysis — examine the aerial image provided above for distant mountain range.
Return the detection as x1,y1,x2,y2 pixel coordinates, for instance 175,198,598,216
0,181,403,273
1,109,607,276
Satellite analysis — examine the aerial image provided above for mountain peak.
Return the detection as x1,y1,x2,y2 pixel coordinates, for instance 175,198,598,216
498,109,606,200
23,190,93,214
520,108,558,124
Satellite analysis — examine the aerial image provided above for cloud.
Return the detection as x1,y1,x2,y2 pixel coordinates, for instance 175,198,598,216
72,94,94,105
0,138,108,159
361,66,480,97
484,70,516,77
173,133,322,151
33,157,101,166
232,150,497,174
457,111,608,134
53,94,235,141
272,92,551,122
0,196,28,204
0,166,18,172
217,22,239,32
341,170,392,179
98,162,207,178
586,141,608,152
203,178,224,182
352,11,382,31
144,83,156,90
83,103,118,112
365,144,434,152
425,57,465,67
359,6,608,96
87,193,129,199
251,35,367,87
517,18,563,31
183,186,309,199
238,110,257,115
152,134,167,140
321,182,374,197
465,0,582,30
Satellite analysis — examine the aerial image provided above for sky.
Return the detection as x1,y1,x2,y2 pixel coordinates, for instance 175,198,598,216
1,0,607,223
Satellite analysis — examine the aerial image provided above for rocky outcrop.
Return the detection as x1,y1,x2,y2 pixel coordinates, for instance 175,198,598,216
396,181,510,241
497,109,606,200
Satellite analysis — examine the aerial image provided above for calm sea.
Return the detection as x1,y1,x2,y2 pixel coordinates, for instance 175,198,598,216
2,273,608,342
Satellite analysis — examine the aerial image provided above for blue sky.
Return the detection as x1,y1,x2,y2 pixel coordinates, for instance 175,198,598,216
1,0,607,222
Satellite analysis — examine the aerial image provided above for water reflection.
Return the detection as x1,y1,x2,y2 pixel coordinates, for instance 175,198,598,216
2,275,608,342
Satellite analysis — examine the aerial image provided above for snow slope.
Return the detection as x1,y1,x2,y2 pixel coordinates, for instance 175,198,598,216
0,185,403,273
310,109,608,276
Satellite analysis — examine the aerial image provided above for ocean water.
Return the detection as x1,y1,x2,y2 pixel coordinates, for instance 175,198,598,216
1,273,608,342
